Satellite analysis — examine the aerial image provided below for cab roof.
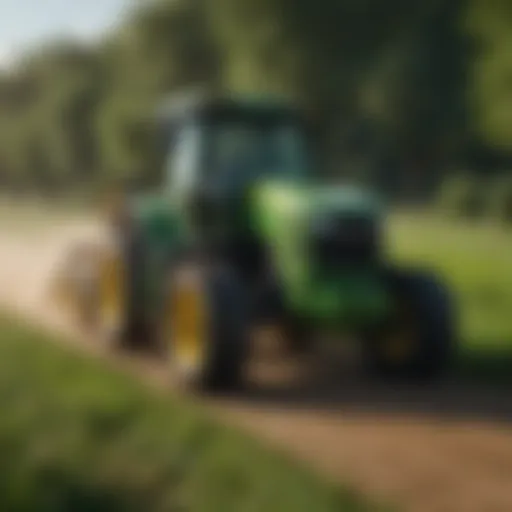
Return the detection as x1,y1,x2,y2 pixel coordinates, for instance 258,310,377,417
154,90,303,125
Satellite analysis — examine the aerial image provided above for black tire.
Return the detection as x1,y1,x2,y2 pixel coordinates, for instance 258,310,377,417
118,224,149,345
165,264,250,393
363,268,456,381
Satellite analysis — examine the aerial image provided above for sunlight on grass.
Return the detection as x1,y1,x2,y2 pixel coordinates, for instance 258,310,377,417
0,315,381,512
388,213,512,382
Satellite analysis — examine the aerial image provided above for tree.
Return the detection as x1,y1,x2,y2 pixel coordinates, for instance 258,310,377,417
466,0,512,152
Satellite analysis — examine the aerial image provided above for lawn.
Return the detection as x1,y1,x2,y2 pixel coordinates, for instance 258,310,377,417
388,212,512,383
0,315,379,512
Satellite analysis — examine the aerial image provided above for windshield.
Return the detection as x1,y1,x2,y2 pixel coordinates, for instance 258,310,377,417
205,122,308,189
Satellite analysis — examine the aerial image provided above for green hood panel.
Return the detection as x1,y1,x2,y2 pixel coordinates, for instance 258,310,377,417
251,180,388,324
252,179,382,273
253,180,382,217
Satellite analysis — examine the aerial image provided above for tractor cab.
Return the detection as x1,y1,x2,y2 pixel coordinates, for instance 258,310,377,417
159,94,311,208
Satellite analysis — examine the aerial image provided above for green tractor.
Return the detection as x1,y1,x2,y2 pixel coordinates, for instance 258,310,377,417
54,92,455,392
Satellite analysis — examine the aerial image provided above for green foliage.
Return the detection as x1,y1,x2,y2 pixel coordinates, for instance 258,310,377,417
436,174,488,220
0,315,378,512
0,0,218,192
436,173,512,224
0,0,510,193
465,0,512,151
485,175,512,224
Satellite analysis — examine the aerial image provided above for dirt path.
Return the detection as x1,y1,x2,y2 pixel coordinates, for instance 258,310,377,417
1,217,512,512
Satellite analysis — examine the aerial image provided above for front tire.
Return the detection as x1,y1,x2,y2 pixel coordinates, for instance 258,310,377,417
363,268,456,381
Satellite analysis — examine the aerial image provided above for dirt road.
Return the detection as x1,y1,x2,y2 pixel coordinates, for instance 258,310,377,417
1,216,512,512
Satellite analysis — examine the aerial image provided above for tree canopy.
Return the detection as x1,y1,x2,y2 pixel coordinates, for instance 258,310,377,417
0,0,510,196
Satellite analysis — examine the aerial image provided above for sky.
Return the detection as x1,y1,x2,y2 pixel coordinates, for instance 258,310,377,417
0,0,135,67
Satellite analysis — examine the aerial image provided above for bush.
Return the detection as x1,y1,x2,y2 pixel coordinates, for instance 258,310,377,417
436,174,488,220
485,174,512,225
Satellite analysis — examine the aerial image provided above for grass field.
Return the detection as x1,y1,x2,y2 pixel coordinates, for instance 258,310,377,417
0,315,380,512
388,213,512,384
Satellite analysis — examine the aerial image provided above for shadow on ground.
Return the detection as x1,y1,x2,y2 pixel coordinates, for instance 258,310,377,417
227,341,512,426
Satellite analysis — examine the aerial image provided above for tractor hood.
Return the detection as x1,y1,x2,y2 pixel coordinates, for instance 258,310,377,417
252,179,383,233
251,179,386,321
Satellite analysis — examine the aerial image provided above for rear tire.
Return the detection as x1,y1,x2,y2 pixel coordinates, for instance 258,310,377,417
363,268,456,381
89,226,145,350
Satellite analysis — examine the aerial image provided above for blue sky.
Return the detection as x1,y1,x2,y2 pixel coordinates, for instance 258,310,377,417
0,0,135,66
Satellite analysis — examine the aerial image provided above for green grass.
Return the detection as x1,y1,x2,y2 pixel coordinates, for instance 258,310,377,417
388,213,512,384
0,315,380,512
